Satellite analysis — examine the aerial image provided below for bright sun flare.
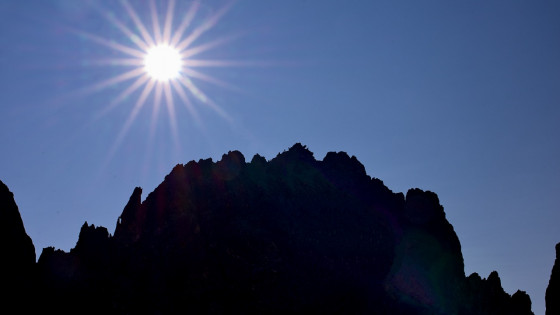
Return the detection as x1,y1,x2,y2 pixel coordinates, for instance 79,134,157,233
144,45,182,81
74,0,243,160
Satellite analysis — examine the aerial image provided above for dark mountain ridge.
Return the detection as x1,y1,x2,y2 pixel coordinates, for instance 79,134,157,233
0,143,552,314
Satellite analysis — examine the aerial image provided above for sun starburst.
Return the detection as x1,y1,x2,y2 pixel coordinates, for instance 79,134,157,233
73,0,241,159
144,45,182,81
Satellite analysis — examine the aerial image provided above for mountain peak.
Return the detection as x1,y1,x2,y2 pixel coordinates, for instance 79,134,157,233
274,142,315,163
0,179,36,310
0,180,36,265
323,150,367,177
114,186,143,243
0,145,541,314
546,242,560,314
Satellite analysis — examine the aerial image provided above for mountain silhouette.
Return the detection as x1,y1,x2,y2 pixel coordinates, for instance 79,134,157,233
546,243,560,315
0,180,36,312
0,144,543,314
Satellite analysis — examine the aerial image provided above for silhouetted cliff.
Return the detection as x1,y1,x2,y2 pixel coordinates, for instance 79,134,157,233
0,180,36,311
1,145,539,314
546,243,560,315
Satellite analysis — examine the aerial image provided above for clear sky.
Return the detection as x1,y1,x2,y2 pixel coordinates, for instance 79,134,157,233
1,1,559,314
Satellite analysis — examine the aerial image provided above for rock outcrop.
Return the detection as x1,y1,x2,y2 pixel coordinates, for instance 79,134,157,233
464,271,534,315
0,180,36,311
546,243,560,315
0,145,538,314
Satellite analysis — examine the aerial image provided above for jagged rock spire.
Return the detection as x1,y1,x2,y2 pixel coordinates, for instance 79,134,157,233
0,179,36,310
546,243,560,315
0,180,36,266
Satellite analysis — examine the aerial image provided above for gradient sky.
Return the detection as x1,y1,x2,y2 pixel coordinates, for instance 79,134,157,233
1,1,559,314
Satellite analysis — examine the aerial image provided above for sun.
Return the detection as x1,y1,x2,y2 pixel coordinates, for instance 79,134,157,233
73,0,242,160
144,45,182,82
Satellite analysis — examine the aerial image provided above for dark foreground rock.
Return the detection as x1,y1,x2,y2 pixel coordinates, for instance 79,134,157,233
2,145,537,314
0,180,36,312
546,243,560,315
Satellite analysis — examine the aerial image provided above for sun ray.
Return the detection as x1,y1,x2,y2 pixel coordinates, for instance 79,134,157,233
149,0,163,44
181,68,240,92
150,82,164,139
85,58,144,67
163,82,180,149
162,0,175,44
107,79,156,161
175,1,234,51
121,0,156,47
95,5,150,52
96,74,151,120
170,79,202,126
184,59,288,68
80,67,145,96
71,29,145,58
178,76,231,121
180,33,242,59
142,82,164,165
163,83,176,131
182,59,255,67
169,1,200,47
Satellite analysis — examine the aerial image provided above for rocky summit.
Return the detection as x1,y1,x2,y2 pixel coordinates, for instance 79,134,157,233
1,144,549,314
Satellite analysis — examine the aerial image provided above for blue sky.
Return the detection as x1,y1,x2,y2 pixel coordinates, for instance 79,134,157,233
1,1,559,313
